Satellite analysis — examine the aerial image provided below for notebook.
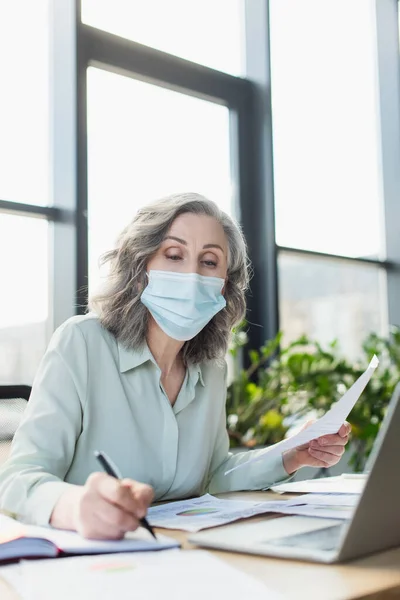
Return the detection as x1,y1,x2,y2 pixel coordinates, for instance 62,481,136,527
0,514,179,562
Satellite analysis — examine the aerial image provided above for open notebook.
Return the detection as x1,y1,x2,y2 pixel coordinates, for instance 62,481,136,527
0,514,179,562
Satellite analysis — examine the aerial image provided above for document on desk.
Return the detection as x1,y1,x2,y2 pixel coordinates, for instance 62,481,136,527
286,492,359,507
148,494,288,532
250,503,354,520
9,550,284,600
271,492,358,520
271,474,366,495
225,355,379,475
0,563,26,599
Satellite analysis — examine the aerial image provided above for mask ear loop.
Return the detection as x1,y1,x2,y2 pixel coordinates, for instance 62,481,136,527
221,276,228,296
137,271,149,297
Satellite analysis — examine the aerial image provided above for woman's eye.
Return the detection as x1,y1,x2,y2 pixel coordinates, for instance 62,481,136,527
202,260,217,267
167,254,182,261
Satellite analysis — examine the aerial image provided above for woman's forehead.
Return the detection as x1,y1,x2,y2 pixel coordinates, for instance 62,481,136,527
167,213,227,250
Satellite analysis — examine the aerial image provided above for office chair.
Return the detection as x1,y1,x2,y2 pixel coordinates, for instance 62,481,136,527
0,385,31,465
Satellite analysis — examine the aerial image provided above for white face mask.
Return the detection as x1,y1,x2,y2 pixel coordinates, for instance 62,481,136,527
140,270,226,341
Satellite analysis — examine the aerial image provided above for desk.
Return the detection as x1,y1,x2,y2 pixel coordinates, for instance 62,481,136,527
1,491,400,600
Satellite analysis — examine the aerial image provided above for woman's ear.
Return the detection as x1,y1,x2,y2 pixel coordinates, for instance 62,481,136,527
136,270,148,294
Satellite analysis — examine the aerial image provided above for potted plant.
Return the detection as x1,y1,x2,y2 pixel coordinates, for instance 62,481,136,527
226,324,400,472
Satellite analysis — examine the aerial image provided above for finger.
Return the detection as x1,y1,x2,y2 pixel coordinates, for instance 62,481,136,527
86,515,125,540
339,421,351,437
311,440,346,457
294,448,328,469
123,481,154,519
305,448,331,468
77,507,126,541
309,445,344,462
95,500,139,532
95,475,143,517
316,433,349,447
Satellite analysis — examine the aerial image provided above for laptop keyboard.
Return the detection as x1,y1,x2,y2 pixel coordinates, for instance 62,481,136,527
266,524,346,552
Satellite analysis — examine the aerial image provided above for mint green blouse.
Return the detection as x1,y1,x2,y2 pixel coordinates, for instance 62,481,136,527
0,315,289,526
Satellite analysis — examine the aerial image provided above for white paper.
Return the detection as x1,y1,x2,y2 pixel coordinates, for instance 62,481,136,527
285,493,359,507
18,550,283,600
269,492,358,520
225,355,379,475
27,525,178,554
148,494,289,532
271,474,366,495
0,563,27,599
271,504,354,520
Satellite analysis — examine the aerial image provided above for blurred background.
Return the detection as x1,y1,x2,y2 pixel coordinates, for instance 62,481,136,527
1,0,399,387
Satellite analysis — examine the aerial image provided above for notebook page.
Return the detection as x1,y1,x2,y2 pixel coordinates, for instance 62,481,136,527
22,524,179,554
0,514,178,557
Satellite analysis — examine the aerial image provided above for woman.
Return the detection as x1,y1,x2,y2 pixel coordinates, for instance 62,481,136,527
0,193,350,539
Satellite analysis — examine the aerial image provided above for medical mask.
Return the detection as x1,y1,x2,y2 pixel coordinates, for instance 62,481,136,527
140,270,226,341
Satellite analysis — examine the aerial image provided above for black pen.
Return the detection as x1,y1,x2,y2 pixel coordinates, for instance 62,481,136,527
94,450,157,540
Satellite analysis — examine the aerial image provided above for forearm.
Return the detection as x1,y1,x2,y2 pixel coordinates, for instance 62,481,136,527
0,458,80,526
50,485,84,531
208,448,291,494
282,449,301,475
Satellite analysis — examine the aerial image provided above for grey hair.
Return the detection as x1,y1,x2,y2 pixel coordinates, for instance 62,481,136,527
89,193,250,364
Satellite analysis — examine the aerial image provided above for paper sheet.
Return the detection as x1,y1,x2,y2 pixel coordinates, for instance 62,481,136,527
148,494,288,532
286,493,359,507
269,504,354,520
26,524,179,554
271,474,366,495
17,550,284,600
0,563,27,599
269,492,358,520
225,355,379,475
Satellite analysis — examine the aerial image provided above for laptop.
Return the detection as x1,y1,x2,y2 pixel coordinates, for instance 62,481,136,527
189,383,400,563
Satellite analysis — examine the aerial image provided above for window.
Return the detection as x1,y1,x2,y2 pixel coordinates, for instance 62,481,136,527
81,0,245,76
87,67,233,293
278,252,387,360
270,0,384,259
0,0,52,384
269,0,389,356
0,214,50,384
0,0,50,206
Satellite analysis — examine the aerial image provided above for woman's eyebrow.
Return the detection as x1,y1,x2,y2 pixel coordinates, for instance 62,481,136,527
203,243,224,252
164,236,224,253
164,235,187,245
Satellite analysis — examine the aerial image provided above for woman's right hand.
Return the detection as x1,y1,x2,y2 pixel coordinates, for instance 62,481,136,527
51,472,154,540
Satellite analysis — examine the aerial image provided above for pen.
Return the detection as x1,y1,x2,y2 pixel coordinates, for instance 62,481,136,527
94,450,157,540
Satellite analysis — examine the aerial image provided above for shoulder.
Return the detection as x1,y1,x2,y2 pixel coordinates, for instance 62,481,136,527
199,358,228,387
48,314,115,356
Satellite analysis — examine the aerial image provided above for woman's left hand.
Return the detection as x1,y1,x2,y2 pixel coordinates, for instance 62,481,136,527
282,421,351,475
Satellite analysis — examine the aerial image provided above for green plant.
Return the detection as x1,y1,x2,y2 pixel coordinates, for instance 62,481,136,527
226,324,400,472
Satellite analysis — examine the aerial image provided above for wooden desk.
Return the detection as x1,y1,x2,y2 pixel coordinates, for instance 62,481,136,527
1,491,400,600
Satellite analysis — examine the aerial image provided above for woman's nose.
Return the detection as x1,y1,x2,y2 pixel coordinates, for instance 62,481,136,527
183,257,200,274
